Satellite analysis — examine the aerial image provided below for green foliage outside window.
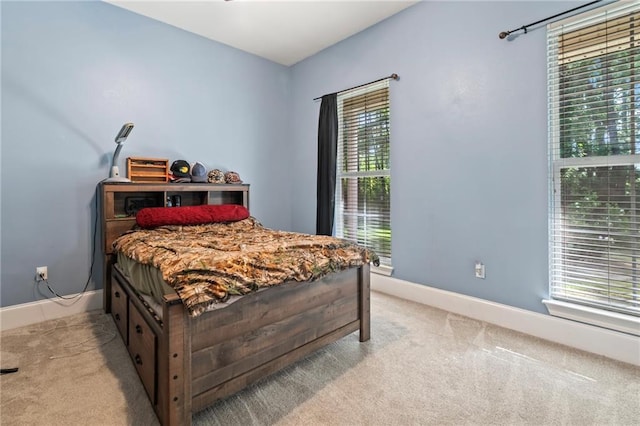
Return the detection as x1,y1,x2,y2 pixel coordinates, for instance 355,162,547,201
556,47,639,314
337,89,391,263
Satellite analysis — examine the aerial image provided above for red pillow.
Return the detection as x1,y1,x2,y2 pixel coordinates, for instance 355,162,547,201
136,204,249,228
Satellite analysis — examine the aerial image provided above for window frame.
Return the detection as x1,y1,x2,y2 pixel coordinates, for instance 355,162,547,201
334,80,392,270
546,1,640,334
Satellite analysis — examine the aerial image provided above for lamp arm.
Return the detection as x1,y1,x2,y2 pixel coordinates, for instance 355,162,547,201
112,142,124,171
104,122,134,182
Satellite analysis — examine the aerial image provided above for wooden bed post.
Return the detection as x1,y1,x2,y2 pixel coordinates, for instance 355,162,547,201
160,295,192,426
358,264,371,342
101,188,114,313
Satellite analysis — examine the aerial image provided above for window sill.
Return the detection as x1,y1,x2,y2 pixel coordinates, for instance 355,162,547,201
371,264,393,276
542,299,640,337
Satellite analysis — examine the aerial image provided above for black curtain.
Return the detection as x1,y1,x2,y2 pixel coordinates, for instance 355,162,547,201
316,93,338,235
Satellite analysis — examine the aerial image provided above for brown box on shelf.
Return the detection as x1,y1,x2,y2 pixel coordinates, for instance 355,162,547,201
127,157,169,183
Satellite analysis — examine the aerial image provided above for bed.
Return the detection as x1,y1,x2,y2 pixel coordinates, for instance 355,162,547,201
101,184,375,426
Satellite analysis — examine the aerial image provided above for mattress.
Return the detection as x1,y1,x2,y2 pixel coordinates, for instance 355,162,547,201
117,251,174,304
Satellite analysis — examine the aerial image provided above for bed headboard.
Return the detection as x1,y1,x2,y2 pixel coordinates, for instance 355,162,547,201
99,182,249,308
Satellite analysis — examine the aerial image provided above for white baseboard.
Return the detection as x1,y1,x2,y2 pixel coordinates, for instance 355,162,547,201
3,278,638,366
0,290,103,332
371,274,640,366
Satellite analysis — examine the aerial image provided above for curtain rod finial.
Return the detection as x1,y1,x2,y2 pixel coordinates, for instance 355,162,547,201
391,73,399,80
499,31,509,39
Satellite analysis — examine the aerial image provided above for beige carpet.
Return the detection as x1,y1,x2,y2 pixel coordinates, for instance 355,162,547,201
1,292,638,425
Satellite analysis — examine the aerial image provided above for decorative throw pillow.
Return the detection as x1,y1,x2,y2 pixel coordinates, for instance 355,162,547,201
136,204,249,228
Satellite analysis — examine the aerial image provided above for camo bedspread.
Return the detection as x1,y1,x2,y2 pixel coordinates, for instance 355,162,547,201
113,217,379,318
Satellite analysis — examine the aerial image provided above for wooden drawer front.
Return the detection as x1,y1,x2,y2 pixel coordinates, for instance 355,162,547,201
128,302,157,404
111,280,128,344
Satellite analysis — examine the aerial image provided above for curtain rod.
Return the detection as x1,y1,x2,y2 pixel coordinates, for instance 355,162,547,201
313,73,399,101
498,0,602,39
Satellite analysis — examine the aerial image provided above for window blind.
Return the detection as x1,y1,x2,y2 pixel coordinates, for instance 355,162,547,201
335,80,391,265
548,2,640,316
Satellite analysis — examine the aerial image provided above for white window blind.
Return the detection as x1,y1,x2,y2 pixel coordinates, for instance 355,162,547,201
335,80,391,266
548,2,640,317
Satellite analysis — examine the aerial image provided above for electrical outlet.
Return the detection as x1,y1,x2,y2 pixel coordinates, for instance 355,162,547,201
36,266,48,281
474,262,485,279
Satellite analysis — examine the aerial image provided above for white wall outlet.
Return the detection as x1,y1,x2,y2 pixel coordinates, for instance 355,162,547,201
475,262,485,279
36,266,48,281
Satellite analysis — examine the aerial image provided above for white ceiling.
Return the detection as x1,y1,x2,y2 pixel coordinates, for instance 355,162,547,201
105,0,418,66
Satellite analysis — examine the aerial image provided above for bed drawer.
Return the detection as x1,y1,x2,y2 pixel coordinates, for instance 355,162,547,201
111,280,128,344
128,301,157,405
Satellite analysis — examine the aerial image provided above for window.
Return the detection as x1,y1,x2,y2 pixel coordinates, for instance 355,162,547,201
335,80,391,268
547,3,640,325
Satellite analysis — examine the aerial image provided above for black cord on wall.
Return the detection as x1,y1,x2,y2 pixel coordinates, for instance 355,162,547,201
37,185,99,300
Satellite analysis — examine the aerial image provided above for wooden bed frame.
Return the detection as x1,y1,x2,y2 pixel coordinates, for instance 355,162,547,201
100,182,371,425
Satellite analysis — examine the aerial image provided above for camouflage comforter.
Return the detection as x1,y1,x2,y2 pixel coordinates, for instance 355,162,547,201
113,217,379,318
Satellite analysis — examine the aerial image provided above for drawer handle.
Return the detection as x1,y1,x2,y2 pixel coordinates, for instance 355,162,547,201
115,291,120,298
135,324,143,334
115,313,120,321
135,354,143,365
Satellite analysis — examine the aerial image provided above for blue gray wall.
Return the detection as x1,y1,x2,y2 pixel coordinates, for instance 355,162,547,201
1,1,291,307
1,1,596,315
289,1,584,314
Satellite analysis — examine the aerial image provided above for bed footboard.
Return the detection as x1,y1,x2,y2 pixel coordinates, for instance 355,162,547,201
108,263,370,426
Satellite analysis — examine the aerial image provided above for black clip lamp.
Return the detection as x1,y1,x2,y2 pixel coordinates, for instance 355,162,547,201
104,122,134,182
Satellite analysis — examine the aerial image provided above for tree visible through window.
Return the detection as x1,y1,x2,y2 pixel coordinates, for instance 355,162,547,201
548,4,639,316
335,81,391,266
